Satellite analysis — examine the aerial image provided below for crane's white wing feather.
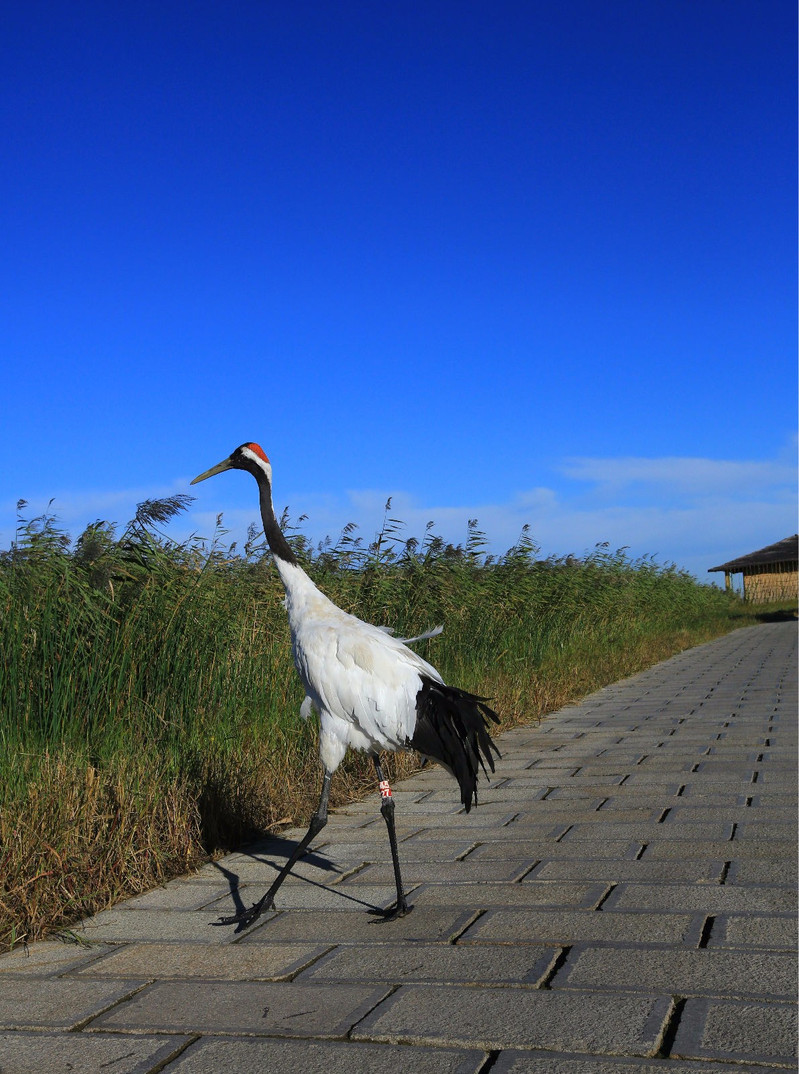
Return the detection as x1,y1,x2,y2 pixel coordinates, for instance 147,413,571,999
292,609,443,752
378,624,444,644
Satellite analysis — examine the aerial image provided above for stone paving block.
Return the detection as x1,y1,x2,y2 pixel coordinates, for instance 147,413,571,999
352,984,674,1056
342,858,533,885
706,748,765,760
0,978,146,1030
160,1037,487,1074
676,780,760,795
663,807,797,825
71,941,331,980
239,907,480,945
500,776,582,788
469,797,549,812
508,807,628,825
726,858,798,885
707,914,797,950
643,840,796,861
0,1031,193,1074
691,763,760,776
672,997,797,1067
552,944,797,1000
0,940,112,977
534,751,610,762
459,909,705,947
74,907,255,943
560,822,735,842
300,942,560,986
557,807,666,822
576,769,683,783
550,774,629,786
527,859,727,884
616,794,748,808
582,751,651,763
632,766,758,781
546,785,684,799
467,840,640,861
491,1051,787,1073
734,819,799,837
394,775,470,791
311,840,477,861
405,823,568,842
91,979,390,1037
603,883,796,914
425,786,543,803
751,770,796,784
412,880,608,910
411,809,521,826
745,793,798,808
452,797,606,815
515,799,609,815
120,882,241,910
536,758,616,769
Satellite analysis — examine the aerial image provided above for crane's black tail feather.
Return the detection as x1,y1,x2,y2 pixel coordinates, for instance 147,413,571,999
410,677,500,812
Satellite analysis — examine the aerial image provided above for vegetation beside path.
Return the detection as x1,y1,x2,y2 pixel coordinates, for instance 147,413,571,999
2,497,790,950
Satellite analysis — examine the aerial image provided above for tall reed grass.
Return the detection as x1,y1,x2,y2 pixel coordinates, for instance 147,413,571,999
0,497,764,949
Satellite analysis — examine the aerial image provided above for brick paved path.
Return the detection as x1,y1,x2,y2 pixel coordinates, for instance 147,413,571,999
1,621,796,1073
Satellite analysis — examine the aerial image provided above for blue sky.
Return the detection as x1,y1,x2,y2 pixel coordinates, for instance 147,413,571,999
2,1,795,581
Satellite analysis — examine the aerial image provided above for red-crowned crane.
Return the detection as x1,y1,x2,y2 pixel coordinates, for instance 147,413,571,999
191,442,499,929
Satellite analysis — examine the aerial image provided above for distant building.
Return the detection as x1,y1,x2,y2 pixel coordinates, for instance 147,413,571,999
708,535,798,602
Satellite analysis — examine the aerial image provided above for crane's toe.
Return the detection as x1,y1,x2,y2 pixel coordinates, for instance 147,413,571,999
216,896,272,930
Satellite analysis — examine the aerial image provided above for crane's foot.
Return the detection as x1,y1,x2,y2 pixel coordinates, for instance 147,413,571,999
374,898,413,922
215,895,272,931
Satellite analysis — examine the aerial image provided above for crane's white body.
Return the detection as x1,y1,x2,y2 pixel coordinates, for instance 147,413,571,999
276,558,444,773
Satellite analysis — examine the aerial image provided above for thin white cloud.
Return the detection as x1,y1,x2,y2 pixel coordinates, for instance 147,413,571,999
560,455,797,500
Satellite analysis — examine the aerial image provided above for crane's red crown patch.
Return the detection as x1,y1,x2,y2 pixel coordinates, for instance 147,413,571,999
247,443,270,463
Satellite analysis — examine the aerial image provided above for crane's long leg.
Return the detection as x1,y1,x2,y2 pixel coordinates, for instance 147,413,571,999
373,756,411,918
217,769,333,931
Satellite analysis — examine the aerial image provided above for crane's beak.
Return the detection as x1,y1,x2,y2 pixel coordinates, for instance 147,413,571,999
190,456,234,485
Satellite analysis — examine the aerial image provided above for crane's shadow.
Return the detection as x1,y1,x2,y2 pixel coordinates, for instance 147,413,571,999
208,836,394,921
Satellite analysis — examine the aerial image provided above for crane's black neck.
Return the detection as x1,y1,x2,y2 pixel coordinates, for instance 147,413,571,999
249,467,299,566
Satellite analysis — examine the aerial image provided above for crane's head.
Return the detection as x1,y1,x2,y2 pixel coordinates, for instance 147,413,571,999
191,442,272,486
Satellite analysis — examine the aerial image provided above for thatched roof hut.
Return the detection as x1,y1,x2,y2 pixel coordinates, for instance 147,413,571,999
708,535,798,602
